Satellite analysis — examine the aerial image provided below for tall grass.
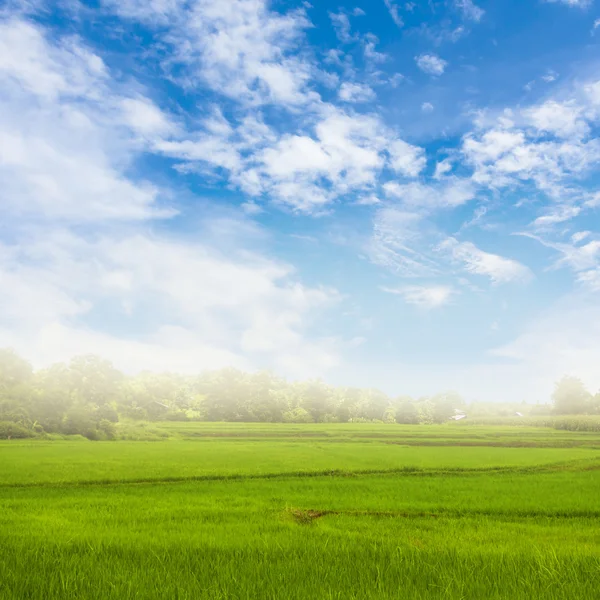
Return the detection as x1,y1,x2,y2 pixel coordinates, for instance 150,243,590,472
1,423,600,599
1,439,598,486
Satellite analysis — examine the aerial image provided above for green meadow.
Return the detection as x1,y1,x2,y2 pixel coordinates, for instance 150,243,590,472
1,423,600,599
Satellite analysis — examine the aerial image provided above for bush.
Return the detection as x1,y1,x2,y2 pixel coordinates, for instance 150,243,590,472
98,419,117,439
0,421,35,439
116,422,170,441
96,404,119,423
552,417,600,432
62,406,96,437
282,408,314,423
163,410,189,421
451,415,600,431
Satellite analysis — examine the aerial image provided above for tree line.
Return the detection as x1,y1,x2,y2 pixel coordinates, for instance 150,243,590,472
0,349,598,439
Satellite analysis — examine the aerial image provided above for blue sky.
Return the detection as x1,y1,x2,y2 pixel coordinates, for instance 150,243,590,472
1,0,600,402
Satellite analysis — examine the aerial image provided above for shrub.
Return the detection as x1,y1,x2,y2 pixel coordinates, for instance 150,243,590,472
282,408,313,423
0,421,35,439
95,404,119,423
552,417,600,432
116,422,170,441
62,406,96,437
163,410,189,422
98,419,117,439
451,415,600,431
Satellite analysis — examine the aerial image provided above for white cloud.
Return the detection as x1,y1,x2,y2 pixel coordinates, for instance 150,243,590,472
415,54,447,76
115,0,315,108
455,0,484,22
368,208,439,277
585,191,600,207
421,102,434,113
387,139,427,177
541,70,558,83
0,226,342,378
572,231,591,244
434,159,453,179
249,110,390,209
524,100,588,138
0,18,174,222
0,18,107,100
519,232,600,276
0,13,345,379
120,97,177,137
577,268,600,291
439,238,533,284
97,0,429,215
369,179,479,281
550,238,599,271
461,95,600,198
363,35,388,64
241,201,263,215
381,284,455,308
330,11,354,43
161,103,427,213
355,194,382,206
384,179,476,208
101,0,185,24
388,73,405,87
532,205,581,227
338,82,376,103
383,0,404,27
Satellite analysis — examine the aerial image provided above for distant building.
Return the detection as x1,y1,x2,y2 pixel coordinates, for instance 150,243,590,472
449,414,467,421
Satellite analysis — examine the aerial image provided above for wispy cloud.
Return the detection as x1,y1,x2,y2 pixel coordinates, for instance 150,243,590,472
330,11,355,44
544,0,592,7
455,0,485,22
438,238,533,284
383,0,404,27
381,285,456,309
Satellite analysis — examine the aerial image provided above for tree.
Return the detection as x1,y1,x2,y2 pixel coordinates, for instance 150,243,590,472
197,368,249,421
68,355,123,407
552,376,591,415
33,363,74,431
430,391,463,423
416,399,435,424
394,398,419,424
334,387,362,423
247,371,286,422
0,349,33,390
298,380,333,423
359,389,391,421
282,407,313,423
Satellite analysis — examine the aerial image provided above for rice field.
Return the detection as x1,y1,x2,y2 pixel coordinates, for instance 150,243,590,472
1,423,600,599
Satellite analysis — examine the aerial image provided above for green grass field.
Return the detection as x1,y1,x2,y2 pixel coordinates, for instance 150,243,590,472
1,423,600,599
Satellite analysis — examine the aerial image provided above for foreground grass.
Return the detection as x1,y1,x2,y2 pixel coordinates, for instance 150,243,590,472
1,423,600,598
